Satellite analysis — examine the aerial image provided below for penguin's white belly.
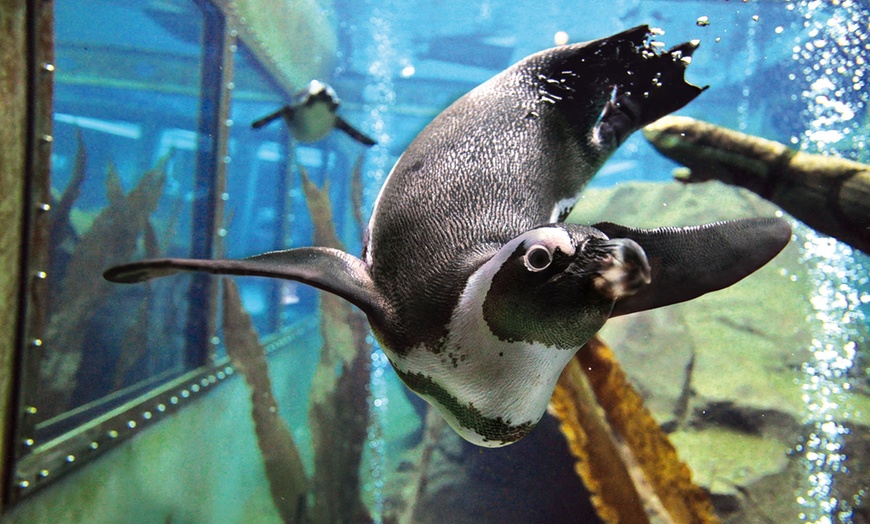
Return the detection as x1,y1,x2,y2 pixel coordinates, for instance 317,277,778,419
397,336,576,447
294,104,337,142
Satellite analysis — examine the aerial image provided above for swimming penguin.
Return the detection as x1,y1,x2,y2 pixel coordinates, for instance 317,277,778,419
251,79,376,146
105,26,791,447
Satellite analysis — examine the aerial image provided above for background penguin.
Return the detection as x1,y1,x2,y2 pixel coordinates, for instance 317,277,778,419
105,25,791,447
251,79,376,146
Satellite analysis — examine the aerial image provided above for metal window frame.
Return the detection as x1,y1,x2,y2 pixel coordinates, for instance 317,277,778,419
5,0,303,505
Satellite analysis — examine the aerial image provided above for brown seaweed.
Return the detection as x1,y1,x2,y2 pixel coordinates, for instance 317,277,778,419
40,148,169,416
388,408,446,522
350,152,366,235
50,130,87,247
143,219,161,261
550,347,651,523
112,299,150,390
644,116,870,254
308,291,374,524
48,129,87,289
222,277,310,524
104,160,125,207
551,336,718,524
300,168,342,250
300,166,374,524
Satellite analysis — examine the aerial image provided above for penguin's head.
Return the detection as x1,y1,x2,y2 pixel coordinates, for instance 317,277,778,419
480,223,650,349
300,79,340,111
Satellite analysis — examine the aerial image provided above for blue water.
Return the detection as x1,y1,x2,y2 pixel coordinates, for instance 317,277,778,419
29,0,870,522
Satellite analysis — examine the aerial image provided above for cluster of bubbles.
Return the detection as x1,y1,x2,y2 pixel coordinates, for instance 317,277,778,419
358,2,400,520
797,229,867,524
364,341,391,519
736,12,759,132
791,1,870,522
360,2,398,209
789,0,870,157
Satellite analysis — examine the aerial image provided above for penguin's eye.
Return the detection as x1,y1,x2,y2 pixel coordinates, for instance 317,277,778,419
524,245,553,272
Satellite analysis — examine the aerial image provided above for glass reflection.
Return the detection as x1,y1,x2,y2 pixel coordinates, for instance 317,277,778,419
37,0,218,440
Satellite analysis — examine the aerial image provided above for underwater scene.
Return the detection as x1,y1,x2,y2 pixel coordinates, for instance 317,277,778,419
8,0,870,523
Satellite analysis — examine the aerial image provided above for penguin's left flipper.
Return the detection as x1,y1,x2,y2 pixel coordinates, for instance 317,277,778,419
335,116,377,146
103,247,391,324
597,217,792,317
251,105,294,130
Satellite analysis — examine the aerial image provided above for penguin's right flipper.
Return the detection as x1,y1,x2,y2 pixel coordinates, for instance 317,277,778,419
335,116,377,146
597,217,792,317
251,105,294,130
104,247,391,324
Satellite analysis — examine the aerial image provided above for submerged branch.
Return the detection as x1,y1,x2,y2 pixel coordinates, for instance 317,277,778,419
644,116,870,254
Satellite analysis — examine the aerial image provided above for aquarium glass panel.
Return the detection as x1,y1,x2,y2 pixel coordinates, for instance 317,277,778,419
38,0,220,440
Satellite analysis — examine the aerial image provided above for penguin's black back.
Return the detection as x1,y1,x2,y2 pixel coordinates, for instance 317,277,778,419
365,26,703,350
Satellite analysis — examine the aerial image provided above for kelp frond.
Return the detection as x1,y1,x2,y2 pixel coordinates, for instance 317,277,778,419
222,277,309,524
551,336,718,524
300,169,374,523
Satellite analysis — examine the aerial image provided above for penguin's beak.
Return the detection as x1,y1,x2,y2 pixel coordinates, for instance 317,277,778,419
588,238,651,301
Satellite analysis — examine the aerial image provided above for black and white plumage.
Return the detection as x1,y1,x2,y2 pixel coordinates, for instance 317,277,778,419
251,79,376,146
105,26,791,447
